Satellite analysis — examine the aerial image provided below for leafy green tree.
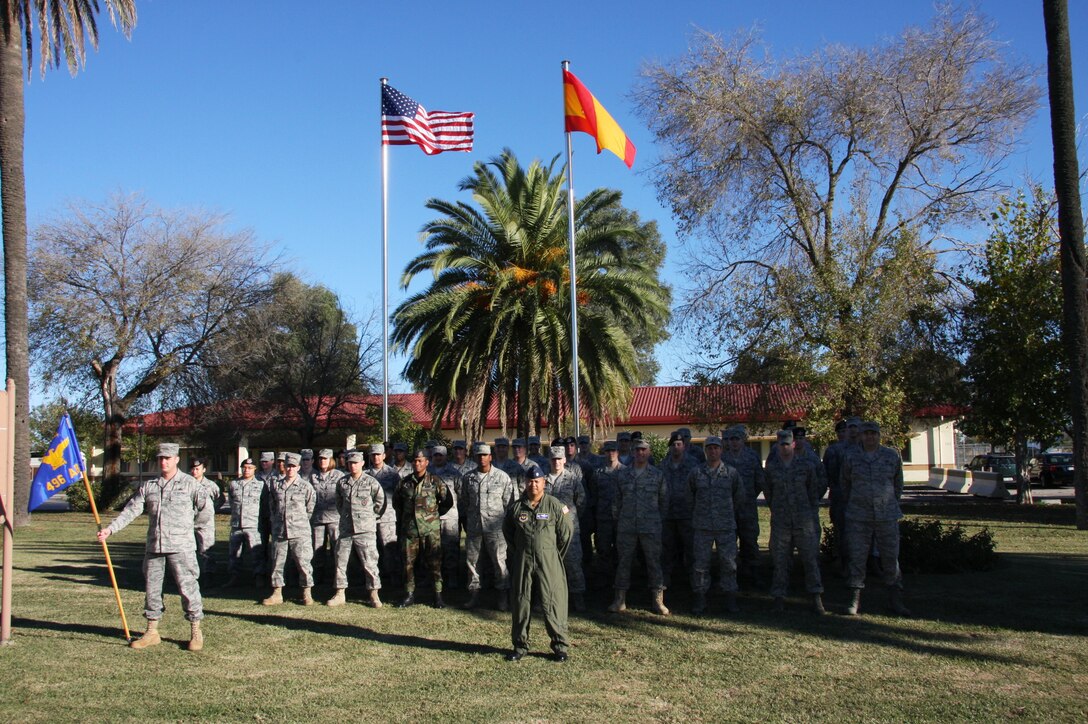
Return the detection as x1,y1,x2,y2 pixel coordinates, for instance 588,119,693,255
959,187,1067,502
29,398,101,453
393,149,671,440
203,273,380,446
1,0,136,523
635,8,1039,441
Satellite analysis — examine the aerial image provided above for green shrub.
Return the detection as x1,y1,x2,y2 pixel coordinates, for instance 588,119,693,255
821,517,996,573
63,478,101,513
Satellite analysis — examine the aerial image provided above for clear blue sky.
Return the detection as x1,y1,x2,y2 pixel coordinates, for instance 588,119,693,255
9,0,1086,401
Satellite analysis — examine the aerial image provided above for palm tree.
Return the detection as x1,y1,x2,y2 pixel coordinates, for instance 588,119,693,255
1,1,135,522
392,149,670,440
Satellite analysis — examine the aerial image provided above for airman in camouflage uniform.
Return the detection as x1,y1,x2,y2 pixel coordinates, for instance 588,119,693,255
822,420,851,572
309,449,342,584
98,442,213,651
503,463,573,662
616,431,634,466
394,450,454,608
451,440,479,477
500,438,533,484
391,442,413,479
764,430,826,614
545,446,588,610
263,453,317,606
460,443,516,611
660,433,697,589
256,451,278,577
687,436,746,614
677,428,705,464
841,421,910,617
528,435,548,469
327,451,386,608
722,425,765,581
367,444,403,588
609,439,670,615
226,457,265,587
428,445,463,590
592,441,624,579
189,457,219,582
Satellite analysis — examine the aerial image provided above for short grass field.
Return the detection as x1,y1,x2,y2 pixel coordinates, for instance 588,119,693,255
2,497,1086,722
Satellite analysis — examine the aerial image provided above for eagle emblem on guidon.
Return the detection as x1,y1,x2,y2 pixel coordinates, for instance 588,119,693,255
42,437,70,470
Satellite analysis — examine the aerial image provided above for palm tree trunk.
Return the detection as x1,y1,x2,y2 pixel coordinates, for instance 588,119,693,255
1043,0,1088,529
0,26,32,525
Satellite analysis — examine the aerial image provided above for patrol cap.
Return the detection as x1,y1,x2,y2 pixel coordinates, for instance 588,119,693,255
346,451,364,463
260,452,275,463
550,437,565,448
512,438,527,448
793,426,807,437
318,448,334,459
704,436,723,448
549,446,566,459
240,457,256,467
412,449,428,460
157,442,179,458
453,440,467,449
276,452,287,461
677,427,692,438
602,440,618,452
617,431,632,441
368,443,385,455
861,421,881,433
631,431,644,440
432,445,448,456
781,420,797,430
393,442,407,452
284,452,301,466
722,427,742,440
494,437,510,446
564,436,577,446
835,420,848,432
473,443,491,456
776,430,794,444
577,435,590,444
300,449,314,460
668,431,683,444
426,439,439,449
525,463,546,480
846,417,862,428
633,439,650,450
733,424,749,439
527,435,541,445
189,457,206,467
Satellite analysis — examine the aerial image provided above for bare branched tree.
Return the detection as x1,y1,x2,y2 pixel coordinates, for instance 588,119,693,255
28,192,277,504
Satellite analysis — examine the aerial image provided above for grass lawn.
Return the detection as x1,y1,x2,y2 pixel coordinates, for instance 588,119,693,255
2,498,1086,722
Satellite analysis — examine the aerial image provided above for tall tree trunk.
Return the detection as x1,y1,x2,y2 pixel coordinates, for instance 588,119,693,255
1043,0,1088,529
0,26,31,525
99,371,129,507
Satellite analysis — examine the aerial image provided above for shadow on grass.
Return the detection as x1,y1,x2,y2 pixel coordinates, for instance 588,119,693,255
12,616,132,643
207,608,508,656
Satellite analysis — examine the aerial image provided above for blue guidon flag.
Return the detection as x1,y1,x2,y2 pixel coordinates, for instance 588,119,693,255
381,84,474,155
28,413,85,512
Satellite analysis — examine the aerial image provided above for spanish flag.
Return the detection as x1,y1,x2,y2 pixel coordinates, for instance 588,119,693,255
563,69,636,169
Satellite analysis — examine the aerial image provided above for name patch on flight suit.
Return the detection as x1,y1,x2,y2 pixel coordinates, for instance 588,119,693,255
536,513,550,520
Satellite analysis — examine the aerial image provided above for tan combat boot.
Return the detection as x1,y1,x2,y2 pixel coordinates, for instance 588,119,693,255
262,587,284,606
812,593,826,615
368,589,382,609
845,588,862,616
129,619,161,649
327,589,346,607
651,589,671,616
607,589,627,613
301,587,314,606
188,620,204,652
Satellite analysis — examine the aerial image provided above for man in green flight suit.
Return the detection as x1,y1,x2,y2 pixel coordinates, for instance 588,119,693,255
503,463,573,663
393,449,454,609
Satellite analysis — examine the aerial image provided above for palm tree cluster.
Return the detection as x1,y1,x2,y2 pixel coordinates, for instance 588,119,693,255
392,149,670,440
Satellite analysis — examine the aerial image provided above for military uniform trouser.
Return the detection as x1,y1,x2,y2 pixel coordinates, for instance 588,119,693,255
691,529,739,594
228,528,265,575
564,520,586,594
594,518,616,573
312,522,340,571
845,518,901,590
271,536,314,588
510,555,569,656
769,523,823,597
335,532,382,590
614,530,664,591
144,550,203,622
377,519,402,585
829,487,848,562
403,531,443,593
661,518,694,588
440,514,460,587
736,502,760,569
465,531,509,590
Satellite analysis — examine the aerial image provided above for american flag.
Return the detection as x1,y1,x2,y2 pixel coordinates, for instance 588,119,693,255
381,84,474,155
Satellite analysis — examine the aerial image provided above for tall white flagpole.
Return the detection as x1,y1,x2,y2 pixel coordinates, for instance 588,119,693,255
562,60,581,438
380,78,390,442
